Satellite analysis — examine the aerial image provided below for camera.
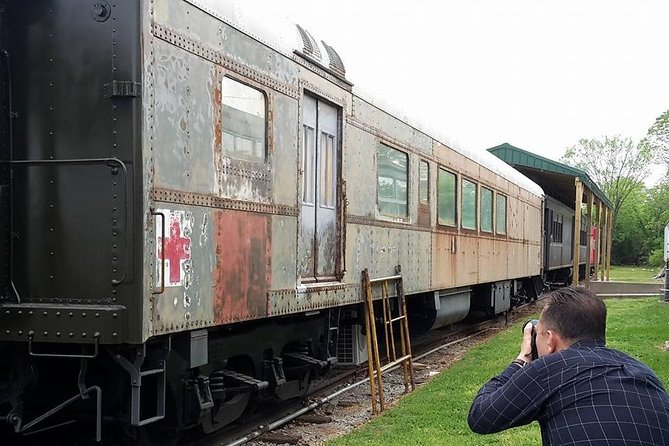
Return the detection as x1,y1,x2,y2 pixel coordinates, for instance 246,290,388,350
524,319,539,360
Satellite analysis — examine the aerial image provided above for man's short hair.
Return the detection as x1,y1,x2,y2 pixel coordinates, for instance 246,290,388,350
541,287,606,342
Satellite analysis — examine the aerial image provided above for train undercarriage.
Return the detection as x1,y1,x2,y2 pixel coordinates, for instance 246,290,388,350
0,277,546,444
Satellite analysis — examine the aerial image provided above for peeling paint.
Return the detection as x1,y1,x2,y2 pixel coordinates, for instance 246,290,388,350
200,213,209,246
213,210,270,323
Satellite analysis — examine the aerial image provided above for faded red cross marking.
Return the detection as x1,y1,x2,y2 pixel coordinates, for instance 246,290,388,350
158,218,191,284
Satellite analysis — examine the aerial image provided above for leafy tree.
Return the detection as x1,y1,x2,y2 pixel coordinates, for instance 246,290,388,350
561,135,654,222
644,179,669,266
610,178,669,265
611,182,649,264
644,108,669,170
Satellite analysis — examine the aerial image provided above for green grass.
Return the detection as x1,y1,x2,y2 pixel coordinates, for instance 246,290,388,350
328,298,669,446
608,265,661,283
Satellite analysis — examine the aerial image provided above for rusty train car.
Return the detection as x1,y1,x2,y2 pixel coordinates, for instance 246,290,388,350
0,0,546,441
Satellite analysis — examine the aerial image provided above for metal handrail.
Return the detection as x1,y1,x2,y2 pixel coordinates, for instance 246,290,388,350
151,208,166,294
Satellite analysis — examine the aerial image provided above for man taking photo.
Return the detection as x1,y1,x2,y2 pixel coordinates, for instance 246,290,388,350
468,286,669,445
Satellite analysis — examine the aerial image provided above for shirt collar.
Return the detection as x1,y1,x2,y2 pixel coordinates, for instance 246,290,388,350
568,338,605,349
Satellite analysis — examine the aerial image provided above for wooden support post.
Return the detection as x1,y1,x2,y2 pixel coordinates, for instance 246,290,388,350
585,191,594,288
606,208,613,281
600,207,608,282
593,200,601,281
572,179,583,287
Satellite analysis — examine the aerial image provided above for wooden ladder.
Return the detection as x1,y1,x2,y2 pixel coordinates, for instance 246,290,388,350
362,266,415,415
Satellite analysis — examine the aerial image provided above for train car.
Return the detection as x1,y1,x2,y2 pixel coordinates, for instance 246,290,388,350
543,195,589,284
0,0,544,441
488,143,610,286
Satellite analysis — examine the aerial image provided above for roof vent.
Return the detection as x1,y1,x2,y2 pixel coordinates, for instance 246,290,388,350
295,24,321,60
321,40,345,77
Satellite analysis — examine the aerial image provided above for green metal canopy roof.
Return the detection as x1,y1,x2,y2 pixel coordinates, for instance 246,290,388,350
488,143,613,210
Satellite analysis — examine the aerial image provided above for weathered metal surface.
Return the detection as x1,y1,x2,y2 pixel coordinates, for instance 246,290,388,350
477,237,496,283
351,96,432,154
341,125,378,218
271,216,297,291
268,284,360,316
507,188,524,240
152,38,217,195
271,94,299,206
213,210,270,323
345,224,431,295
432,233,457,290
150,22,299,98
455,236,478,286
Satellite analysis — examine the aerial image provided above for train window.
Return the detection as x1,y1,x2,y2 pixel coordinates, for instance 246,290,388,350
552,213,563,243
302,126,315,205
377,143,408,218
461,179,477,230
437,168,456,226
496,194,507,235
480,186,493,233
320,132,336,208
419,160,429,205
221,77,266,163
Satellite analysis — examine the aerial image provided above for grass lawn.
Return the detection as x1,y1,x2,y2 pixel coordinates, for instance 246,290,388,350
328,298,669,446
608,265,662,283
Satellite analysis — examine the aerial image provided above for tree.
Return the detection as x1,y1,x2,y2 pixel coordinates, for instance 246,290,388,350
609,178,669,266
561,135,654,222
611,182,649,265
644,179,669,266
644,108,669,170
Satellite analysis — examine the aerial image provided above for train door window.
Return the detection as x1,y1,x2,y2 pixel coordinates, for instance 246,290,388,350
480,186,493,233
419,160,429,205
377,143,408,218
496,194,507,235
320,133,336,208
221,76,266,163
437,168,456,226
302,126,315,204
461,178,477,230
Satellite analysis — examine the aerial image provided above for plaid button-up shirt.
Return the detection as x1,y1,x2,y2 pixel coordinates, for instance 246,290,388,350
468,339,669,445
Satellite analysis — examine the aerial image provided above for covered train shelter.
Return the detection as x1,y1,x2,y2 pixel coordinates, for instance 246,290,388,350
488,143,614,287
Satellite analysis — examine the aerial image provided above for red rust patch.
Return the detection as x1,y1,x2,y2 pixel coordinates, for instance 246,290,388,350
213,210,270,323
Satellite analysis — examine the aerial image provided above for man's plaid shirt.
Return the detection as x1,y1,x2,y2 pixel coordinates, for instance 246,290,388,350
468,339,669,445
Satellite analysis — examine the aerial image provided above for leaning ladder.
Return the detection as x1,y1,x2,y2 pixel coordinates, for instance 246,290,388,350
362,267,415,415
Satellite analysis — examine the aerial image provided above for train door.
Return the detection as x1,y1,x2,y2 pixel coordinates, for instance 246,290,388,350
299,95,340,281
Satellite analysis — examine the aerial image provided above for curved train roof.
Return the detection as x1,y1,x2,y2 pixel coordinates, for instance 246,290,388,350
185,0,545,199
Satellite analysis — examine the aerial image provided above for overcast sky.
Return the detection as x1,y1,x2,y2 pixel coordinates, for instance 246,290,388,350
241,0,668,183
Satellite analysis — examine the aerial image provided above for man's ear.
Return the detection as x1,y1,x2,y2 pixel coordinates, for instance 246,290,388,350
546,330,566,353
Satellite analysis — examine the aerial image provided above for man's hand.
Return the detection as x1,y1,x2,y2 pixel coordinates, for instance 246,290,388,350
516,321,534,364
